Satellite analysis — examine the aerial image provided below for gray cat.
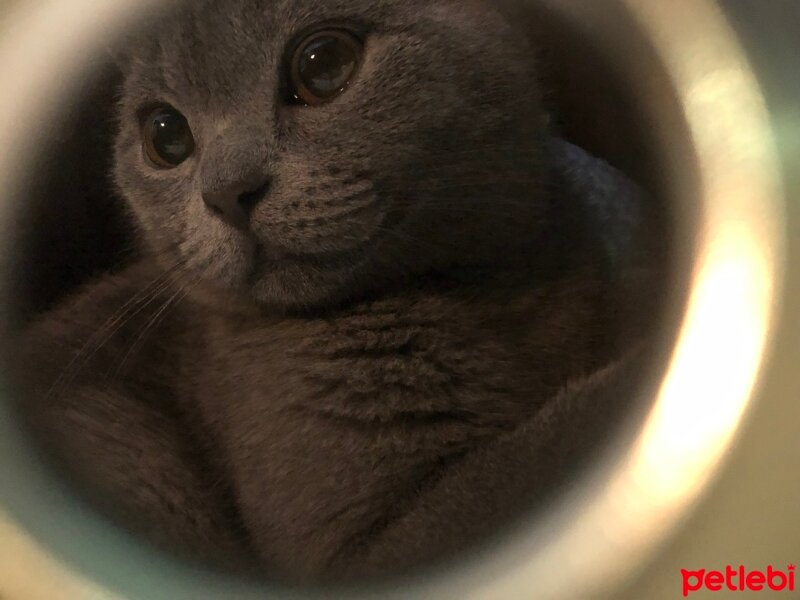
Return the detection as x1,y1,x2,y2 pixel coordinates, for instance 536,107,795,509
16,0,658,583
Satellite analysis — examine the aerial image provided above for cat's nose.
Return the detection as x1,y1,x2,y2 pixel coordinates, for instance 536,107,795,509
203,174,271,229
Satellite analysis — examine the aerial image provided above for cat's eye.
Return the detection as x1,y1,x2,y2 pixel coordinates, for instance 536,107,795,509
289,29,363,106
142,106,195,168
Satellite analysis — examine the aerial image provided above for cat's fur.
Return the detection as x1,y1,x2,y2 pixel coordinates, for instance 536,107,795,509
16,0,658,582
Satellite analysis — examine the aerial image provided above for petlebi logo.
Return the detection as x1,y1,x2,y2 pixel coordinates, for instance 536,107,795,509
681,565,796,596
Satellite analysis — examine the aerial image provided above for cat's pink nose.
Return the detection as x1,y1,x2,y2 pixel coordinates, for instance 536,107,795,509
203,175,271,229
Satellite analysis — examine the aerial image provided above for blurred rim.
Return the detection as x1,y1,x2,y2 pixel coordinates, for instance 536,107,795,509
0,0,784,599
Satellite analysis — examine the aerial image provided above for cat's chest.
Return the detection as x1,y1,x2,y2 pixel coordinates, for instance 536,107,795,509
189,279,610,463
185,282,607,572
195,294,543,428
189,297,520,569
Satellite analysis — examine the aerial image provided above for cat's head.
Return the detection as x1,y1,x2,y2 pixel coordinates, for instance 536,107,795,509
113,0,549,312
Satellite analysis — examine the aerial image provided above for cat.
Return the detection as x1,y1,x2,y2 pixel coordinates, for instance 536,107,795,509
15,0,660,583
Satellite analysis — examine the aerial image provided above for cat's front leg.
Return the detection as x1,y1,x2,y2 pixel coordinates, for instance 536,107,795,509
329,350,647,578
14,262,255,570
31,383,252,570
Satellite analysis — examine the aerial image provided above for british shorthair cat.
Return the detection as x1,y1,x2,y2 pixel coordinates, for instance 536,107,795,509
16,0,659,582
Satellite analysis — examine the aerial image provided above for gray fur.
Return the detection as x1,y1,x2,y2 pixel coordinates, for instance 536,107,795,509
17,0,658,583
114,0,549,311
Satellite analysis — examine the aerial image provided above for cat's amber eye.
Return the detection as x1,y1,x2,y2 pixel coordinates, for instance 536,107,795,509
142,106,195,168
289,29,363,106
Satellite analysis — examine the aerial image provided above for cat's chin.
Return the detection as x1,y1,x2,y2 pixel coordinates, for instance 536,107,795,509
177,237,377,314
233,238,380,313
244,261,358,313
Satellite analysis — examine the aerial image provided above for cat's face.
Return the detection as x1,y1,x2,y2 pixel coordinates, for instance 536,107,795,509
114,0,548,312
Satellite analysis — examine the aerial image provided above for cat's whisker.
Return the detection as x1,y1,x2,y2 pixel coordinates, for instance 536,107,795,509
362,146,544,177
107,275,198,385
284,199,377,230
369,225,453,258
376,180,546,200
377,175,545,196
44,259,188,403
393,199,541,216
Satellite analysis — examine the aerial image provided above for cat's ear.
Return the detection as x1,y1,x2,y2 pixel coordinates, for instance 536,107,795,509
491,0,543,45
105,42,134,76
104,23,147,76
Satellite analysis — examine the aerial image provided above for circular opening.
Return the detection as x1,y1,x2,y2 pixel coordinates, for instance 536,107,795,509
0,0,783,598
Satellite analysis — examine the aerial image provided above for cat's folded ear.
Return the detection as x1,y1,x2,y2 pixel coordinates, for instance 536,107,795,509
490,0,542,41
490,0,567,59
105,40,135,76
104,19,154,77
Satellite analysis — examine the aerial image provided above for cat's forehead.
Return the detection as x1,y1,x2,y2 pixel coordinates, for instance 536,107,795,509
150,0,431,56
169,0,385,34
120,0,523,116
126,0,442,103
